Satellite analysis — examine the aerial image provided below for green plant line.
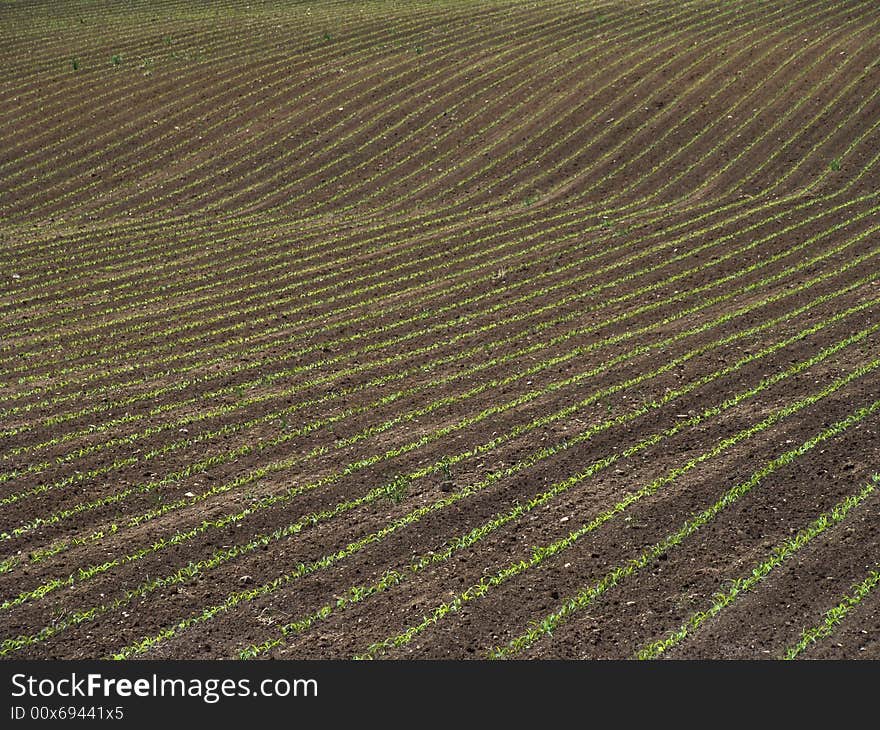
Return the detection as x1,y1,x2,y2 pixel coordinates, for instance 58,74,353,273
5,276,875,609
559,17,871,207
16,0,628,221
5,183,858,432
4,191,876,465
204,0,824,222
5,1,516,213
409,1,867,215
2,217,599,404
316,0,839,220
0,0,442,91
1,0,878,663
114,318,877,659
8,100,880,392
6,209,577,363
0,7,868,288
784,559,880,660
0,0,413,165
8,98,880,398
636,474,880,659
0,12,872,318
336,42,870,318
5,257,874,596
105,0,669,221
231,0,795,219
1,20,502,250
9,136,837,380
0,185,721,364
3,230,875,551
356,4,875,243
3,201,876,500
241,341,879,659
12,0,748,336
0,0,824,232
727,71,877,198
10,1,564,228
133,0,748,221
0,27,856,318
396,0,861,216
666,48,877,205
218,9,768,214
524,17,878,211
4,295,877,657
480,400,880,660
5,222,870,535
245,361,880,655
0,189,758,381
2,199,576,349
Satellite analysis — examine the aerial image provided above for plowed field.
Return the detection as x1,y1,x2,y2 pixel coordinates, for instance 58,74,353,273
1,0,878,660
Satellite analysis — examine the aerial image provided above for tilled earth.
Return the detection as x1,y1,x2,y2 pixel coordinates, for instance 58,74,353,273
0,0,878,660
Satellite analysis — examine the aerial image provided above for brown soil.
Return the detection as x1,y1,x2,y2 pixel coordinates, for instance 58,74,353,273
1,0,878,661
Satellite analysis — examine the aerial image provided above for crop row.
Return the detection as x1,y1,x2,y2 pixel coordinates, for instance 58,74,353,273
5,5,873,371
0,0,477,194
4,183,876,453
190,0,791,220
134,0,842,223
3,199,875,527
0,0,768,312
474,396,880,659
120,319,878,660
3,255,873,620
5,0,860,235
4,293,875,658
3,9,868,338
636,475,880,659
3,265,875,611
234,0,868,224
4,1,654,221
784,549,880,659
5,188,876,495
0,0,385,96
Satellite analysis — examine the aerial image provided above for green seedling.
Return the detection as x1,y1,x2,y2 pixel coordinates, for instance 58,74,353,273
385,475,411,504
440,462,454,492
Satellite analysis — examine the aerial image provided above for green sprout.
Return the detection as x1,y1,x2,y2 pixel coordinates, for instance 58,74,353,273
440,462,454,492
385,475,411,504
